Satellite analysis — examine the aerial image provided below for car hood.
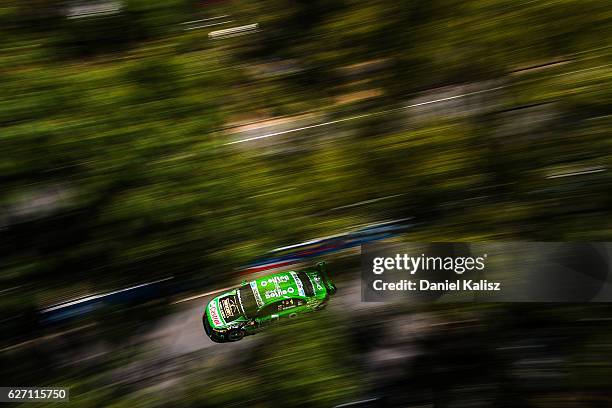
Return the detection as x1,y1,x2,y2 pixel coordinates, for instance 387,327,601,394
206,290,246,329
217,293,244,323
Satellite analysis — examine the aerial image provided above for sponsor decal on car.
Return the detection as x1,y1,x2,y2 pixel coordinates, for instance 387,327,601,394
220,295,242,323
290,271,306,297
208,300,224,328
311,273,325,291
261,274,299,300
250,281,264,307
236,289,246,315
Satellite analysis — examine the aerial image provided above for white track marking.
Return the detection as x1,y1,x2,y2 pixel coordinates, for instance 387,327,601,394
172,286,233,304
209,24,259,39
184,21,233,30
328,194,405,211
180,15,231,25
546,166,606,179
224,85,509,145
334,397,381,408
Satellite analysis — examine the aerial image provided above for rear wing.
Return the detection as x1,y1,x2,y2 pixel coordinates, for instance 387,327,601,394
316,262,336,295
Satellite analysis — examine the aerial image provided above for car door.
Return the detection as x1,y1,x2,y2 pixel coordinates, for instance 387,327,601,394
255,298,307,326
275,298,307,319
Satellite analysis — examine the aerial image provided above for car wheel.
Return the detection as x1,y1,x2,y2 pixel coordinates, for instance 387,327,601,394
209,335,225,343
228,329,245,342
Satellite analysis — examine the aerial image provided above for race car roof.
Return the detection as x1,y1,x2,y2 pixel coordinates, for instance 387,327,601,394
248,271,308,308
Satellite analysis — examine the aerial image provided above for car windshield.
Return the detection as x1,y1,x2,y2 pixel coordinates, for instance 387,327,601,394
238,286,258,318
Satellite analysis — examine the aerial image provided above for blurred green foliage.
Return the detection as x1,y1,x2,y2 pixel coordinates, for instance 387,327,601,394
2,0,611,313
1,1,611,404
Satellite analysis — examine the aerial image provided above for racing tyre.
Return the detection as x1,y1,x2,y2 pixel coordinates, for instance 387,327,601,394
227,329,245,342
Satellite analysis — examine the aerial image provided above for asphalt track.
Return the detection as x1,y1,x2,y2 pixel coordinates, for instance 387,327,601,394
149,274,368,356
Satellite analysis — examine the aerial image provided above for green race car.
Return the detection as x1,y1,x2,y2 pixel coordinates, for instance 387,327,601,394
203,262,336,342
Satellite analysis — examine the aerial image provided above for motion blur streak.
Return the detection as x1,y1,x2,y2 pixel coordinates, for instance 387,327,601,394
224,84,509,145
1,0,611,407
